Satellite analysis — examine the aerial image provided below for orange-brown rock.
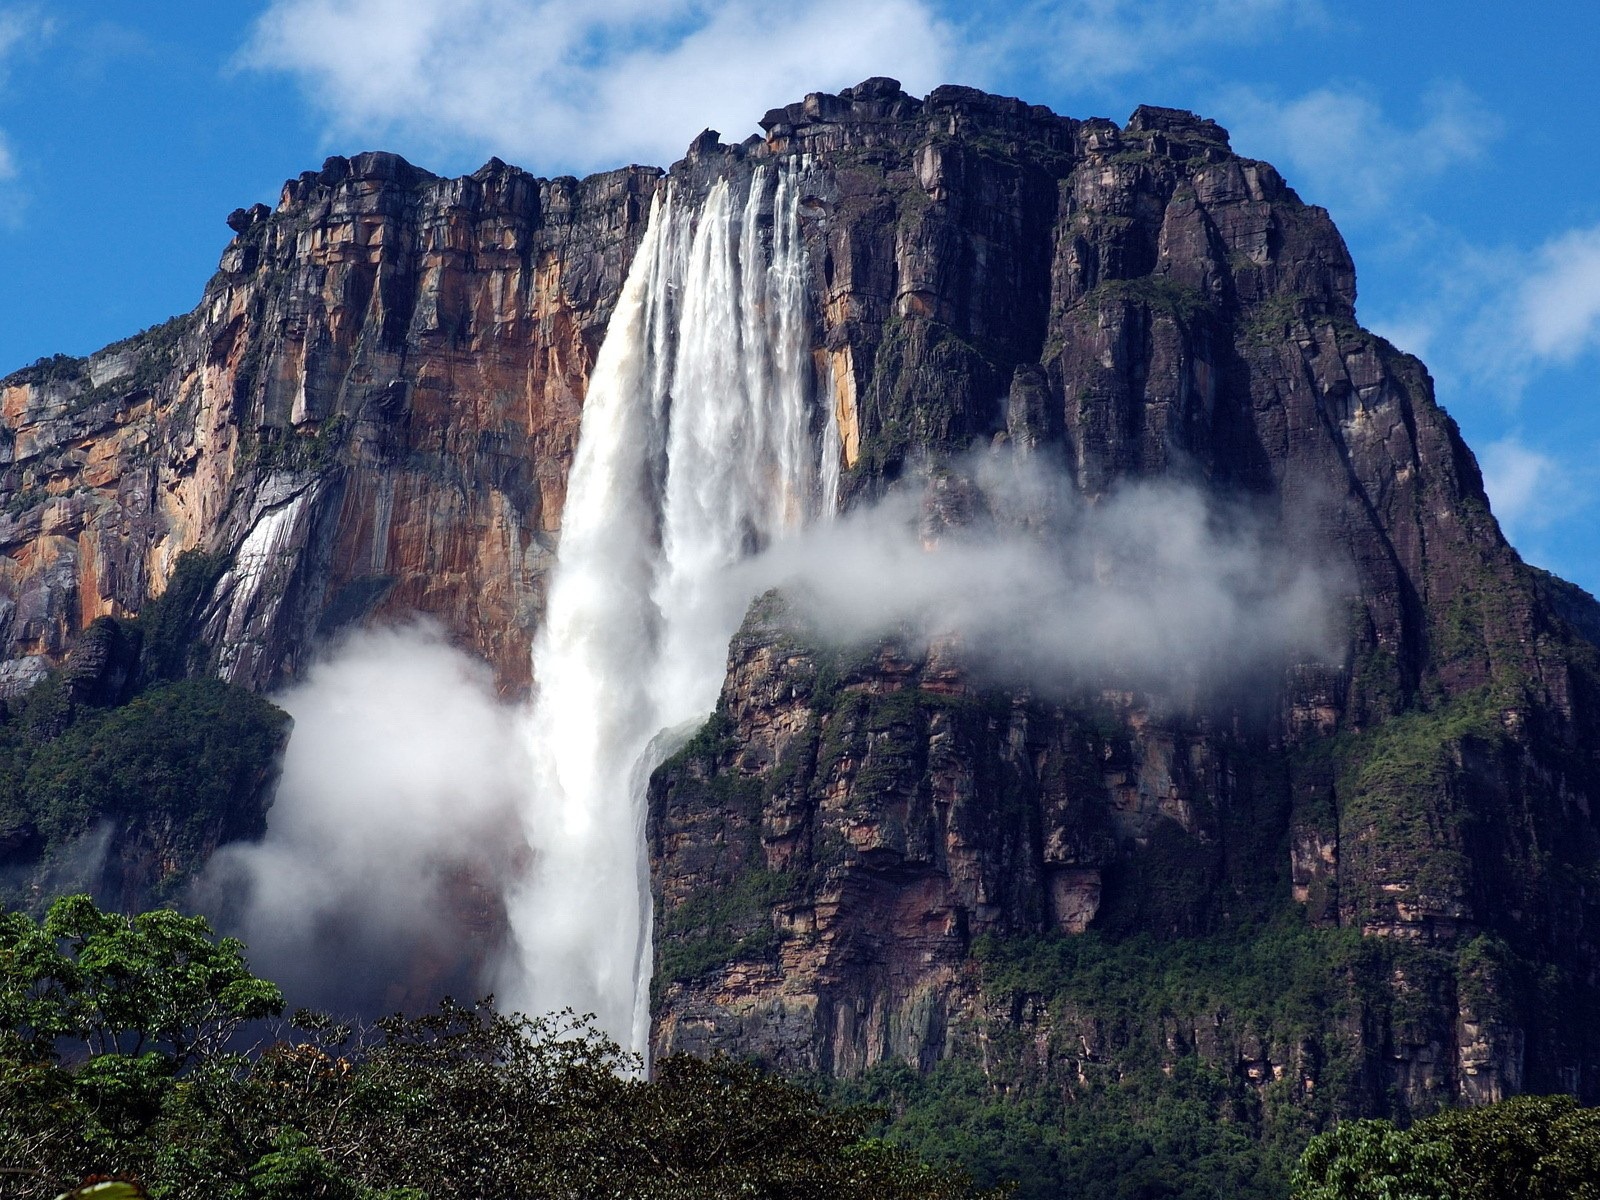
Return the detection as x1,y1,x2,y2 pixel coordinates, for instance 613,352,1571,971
0,153,660,695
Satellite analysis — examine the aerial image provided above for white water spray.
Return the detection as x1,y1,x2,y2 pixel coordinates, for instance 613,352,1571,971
504,164,837,1054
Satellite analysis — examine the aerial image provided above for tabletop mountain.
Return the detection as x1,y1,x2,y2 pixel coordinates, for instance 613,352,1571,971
2,78,1597,1199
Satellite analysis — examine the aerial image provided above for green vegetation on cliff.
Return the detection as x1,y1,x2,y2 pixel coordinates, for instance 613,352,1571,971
831,913,1522,1200
0,679,288,887
0,552,290,909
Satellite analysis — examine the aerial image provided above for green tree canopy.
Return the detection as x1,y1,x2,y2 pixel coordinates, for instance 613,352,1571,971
0,893,282,1065
0,898,997,1200
1292,1095,1600,1200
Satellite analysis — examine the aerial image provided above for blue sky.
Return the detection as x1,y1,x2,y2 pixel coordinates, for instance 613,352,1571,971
1,1,1597,593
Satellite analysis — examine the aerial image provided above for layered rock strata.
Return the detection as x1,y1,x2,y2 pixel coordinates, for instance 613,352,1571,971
0,154,659,694
2,80,1598,1122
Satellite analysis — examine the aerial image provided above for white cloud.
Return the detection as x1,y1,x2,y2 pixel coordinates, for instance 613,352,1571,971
0,6,52,221
0,9,32,63
1516,224,1600,364
1001,0,1326,88
244,0,956,173
1481,436,1565,536
1361,230,1508,375
1217,82,1496,219
1367,219,1600,409
1477,434,1599,582
243,0,1341,175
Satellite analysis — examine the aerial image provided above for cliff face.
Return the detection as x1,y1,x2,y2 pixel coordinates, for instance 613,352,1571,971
3,78,1600,1147
0,154,659,696
639,83,1600,1121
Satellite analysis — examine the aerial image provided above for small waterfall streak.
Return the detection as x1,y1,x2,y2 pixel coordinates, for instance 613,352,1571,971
506,165,842,1057
819,358,843,519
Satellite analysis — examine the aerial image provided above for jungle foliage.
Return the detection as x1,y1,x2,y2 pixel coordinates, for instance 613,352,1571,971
1292,1095,1600,1199
0,895,998,1200
0,553,290,909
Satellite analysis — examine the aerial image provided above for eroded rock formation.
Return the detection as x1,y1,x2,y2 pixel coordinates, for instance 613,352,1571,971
0,153,659,695
3,80,1598,1140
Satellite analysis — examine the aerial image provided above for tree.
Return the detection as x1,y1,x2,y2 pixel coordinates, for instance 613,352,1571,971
1292,1095,1600,1200
1291,1119,1457,1200
0,894,283,1066
0,895,283,1197
0,900,999,1200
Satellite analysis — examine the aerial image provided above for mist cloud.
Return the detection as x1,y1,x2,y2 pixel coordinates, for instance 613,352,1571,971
743,453,1342,694
199,622,528,1015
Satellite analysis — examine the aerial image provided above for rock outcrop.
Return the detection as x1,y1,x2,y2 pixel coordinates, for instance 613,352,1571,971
0,153,660,695
3,80,1599,1156
635,83,1600,1123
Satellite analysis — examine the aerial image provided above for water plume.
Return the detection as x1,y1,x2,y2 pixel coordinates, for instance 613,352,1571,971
503,164,836,1054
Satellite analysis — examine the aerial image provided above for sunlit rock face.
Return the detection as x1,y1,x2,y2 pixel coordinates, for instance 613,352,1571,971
0,152,659,696
2,79,1598,1118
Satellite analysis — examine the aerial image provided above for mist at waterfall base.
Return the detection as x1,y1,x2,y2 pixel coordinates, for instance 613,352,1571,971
198,622,527,1016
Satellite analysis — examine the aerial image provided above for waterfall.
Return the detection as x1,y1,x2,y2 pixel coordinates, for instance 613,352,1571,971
504,164,838,1056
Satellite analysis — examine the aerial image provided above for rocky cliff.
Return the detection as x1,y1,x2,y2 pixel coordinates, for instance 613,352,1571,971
4,77,1600,1197
636,82,1600,1171
0,154,660,696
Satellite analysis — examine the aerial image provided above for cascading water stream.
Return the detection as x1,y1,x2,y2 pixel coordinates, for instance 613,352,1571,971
504,164,837,1056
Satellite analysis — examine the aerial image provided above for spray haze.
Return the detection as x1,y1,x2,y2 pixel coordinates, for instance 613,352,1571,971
200,622,527,1015
200,456,1340,1021
746,454,1344,695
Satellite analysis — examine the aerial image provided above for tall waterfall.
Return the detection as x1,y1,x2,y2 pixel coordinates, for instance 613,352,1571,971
504,165,836,1055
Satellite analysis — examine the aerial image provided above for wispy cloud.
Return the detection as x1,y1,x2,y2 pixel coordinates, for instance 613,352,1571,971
986,0,1326,89
242,0,1341,175
1477,432,1599,580
243,0,956,174
1481,436,1568,536
0,6,48,224
746,452,1342,693
1366,218,1600,406
0,7,34,63
1515,224,1600,364
1216,82,1498,220
1359,231,1504,368
1359,222,1600,584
